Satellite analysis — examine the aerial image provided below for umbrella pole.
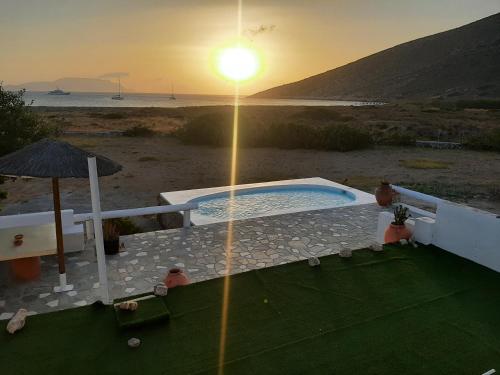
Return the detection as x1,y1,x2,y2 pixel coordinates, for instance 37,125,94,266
52,177,74,292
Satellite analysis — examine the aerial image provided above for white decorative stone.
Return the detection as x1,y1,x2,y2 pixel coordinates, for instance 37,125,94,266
93,282,100,289
128,338,141,348
46,300,59,308
0,312,14,320
129,259,139,265
38,293,50,299
74,300,87,307
369,243,383,252
136,252,147,257
154,284,168,296
76,261,90,267
125,288,136,294
67,291,78,297
308,257,320,267
6,309,28,334
339,249,352,258
125,276,133,282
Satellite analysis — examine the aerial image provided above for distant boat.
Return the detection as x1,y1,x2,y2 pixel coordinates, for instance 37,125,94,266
169,83,176,100
112,77,124,100
48,88,70,95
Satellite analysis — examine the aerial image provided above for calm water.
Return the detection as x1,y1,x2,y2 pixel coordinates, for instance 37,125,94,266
194,187,354,221
23,91,381,108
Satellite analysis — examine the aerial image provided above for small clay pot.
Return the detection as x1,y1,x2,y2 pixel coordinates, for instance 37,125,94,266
164,268,190,288
384,224,412,244
375,182,394,207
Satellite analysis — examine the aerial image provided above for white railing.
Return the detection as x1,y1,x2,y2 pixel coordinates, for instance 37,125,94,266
390,185,443,206
74,202,199,237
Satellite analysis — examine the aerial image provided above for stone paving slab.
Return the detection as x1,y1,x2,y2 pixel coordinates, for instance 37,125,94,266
0,203,382,318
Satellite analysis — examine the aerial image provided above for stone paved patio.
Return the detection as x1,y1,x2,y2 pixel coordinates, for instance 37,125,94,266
0,203,382,319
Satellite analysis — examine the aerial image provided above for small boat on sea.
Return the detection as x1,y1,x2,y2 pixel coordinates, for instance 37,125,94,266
169,83,176,100
112,77,124,100
47,88,70,95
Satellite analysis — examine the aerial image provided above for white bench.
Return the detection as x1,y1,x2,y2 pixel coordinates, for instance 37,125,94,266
0,210,84,253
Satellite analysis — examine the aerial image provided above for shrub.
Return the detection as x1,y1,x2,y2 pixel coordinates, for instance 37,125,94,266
379,131,416,146
90,112,126,120
123,125,155,137
176,112,233,146
112,218,141,235
0,191,7,200
292,107,343,121
455,100,500,110
322,124,373,151
175,113,372,151
265,123,320,149
0,84,59,156
466,129,500,152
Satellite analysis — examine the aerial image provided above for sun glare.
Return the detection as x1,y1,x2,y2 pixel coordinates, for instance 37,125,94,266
216,45,261,82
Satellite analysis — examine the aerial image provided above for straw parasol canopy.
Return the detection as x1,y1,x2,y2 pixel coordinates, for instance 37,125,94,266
0,138,122,288
0,138,121,178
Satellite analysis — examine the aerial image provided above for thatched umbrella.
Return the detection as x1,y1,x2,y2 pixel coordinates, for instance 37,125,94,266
0,138,122,292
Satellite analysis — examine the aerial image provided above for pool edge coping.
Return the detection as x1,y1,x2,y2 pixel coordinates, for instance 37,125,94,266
160,177,376,225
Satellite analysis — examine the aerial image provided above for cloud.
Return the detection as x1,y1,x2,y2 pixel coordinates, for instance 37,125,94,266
99,72,129,79
244,24,276,38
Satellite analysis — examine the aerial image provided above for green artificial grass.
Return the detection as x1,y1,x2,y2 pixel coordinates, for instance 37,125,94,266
1,245,500,375
114,296,170,329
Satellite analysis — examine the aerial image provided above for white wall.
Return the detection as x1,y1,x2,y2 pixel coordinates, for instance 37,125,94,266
434,201,500,272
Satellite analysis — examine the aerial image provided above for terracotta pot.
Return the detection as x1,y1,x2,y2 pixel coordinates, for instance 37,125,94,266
384,224,412,244
375,182,394,207
164,268,190,288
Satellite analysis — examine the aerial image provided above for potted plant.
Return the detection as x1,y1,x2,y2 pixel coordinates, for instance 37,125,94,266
384,205,412,243
103,220,120,255
375,180,395,207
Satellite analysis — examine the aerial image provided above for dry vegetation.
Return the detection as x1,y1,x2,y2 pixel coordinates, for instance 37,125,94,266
33,102,500,149
1,104,499,219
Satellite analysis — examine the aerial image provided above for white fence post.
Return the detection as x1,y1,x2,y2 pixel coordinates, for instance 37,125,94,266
88,157,111,305
85,220,95,240
183,210,191,228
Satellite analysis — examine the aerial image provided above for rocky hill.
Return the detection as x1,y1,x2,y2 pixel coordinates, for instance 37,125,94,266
252,13,500,101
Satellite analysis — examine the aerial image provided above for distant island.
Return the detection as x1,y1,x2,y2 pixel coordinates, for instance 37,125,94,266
252,12,500,101
5,77,128,93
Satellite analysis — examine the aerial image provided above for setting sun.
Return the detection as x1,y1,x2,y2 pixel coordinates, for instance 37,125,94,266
215,45,261,82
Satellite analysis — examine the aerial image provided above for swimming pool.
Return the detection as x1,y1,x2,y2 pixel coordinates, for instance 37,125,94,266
160,178,376,225
192,186,354,222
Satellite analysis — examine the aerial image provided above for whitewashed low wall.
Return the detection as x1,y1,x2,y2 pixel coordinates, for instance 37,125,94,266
434,201,500,272
379,185,500,273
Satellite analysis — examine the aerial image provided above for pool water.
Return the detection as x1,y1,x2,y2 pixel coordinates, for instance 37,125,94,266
193,186,355,221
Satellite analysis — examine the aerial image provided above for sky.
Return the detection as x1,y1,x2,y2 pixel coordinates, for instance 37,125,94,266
1,0,499,95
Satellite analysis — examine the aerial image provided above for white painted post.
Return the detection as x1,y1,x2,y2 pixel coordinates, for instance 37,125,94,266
183,210,191,228
88,157,111,304
85,220,95,240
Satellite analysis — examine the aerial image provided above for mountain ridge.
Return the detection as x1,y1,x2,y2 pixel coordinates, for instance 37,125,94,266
5,77,128,93
252,12,500,101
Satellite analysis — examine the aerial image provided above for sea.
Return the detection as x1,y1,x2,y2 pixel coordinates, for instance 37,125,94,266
23,91,380,108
